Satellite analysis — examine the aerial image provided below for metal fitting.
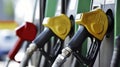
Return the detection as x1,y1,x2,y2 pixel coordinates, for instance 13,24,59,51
61,47,72,57
26,43,37,55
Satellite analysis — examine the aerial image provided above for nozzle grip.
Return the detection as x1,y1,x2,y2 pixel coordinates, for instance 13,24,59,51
33,27,54,48
68,26,89,51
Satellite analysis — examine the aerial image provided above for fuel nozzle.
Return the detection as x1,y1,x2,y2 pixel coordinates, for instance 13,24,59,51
52,25,88,67
5,22,37,67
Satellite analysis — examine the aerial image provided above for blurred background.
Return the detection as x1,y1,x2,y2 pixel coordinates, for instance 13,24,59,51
0,0,39,66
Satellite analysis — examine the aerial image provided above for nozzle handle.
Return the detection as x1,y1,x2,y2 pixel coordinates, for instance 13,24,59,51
8,38,24,63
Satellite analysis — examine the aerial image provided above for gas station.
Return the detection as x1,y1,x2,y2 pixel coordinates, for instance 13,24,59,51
0,0,120,67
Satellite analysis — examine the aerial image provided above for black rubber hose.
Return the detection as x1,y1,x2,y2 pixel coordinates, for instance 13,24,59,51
110,36,120,67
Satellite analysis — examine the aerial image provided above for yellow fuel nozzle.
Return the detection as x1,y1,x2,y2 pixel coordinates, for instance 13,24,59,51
76,9,108,40
43,14,71,40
